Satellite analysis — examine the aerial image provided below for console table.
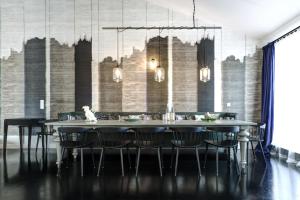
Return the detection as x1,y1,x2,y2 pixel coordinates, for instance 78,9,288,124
3,118,45,154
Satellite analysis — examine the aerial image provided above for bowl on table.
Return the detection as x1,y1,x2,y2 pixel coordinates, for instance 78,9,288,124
123,115,140,122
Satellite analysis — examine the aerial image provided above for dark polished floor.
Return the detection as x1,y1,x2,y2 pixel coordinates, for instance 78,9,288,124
1,149,300,200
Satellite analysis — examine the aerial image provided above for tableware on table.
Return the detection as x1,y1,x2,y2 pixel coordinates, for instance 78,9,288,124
124,118,139,122
201,112,218,122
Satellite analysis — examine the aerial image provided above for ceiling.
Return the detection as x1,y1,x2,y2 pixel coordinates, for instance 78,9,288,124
149,0,300,39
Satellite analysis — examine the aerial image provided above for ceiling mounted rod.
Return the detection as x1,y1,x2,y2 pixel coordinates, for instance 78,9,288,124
102,26,222,31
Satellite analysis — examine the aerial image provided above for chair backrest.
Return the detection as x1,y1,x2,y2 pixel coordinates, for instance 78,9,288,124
41,119,59,133
96,127,130,148
249,123,265,141
206,126,240,143
58,127,90,143
58,112,237,121
134,127,166,147
172,127,205,147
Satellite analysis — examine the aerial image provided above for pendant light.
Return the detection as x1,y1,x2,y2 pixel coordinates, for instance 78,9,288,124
154,29,165,82
149,58,158,70
113,28,123,82
200,66,210,82
199,29,210,82
145,2,157,71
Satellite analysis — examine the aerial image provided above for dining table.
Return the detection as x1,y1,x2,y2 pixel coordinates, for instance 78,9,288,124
45,119,257,175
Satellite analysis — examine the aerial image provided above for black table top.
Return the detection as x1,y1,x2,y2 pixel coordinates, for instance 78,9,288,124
4,118,46,126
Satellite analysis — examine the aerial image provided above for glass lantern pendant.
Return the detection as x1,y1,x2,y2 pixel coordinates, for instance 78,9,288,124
113,66,123,83
149,58,158,70
200,66,210,82
154,66,165,82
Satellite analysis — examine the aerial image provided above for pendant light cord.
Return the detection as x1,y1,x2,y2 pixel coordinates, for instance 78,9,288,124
158,29,161,68
193,0,196,27
121,0,124,65
117,28,119,67
203,29,206,67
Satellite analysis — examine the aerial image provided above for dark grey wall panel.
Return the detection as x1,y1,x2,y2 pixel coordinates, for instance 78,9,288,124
75,39,92,111
197,38,215,112
24,38,46,118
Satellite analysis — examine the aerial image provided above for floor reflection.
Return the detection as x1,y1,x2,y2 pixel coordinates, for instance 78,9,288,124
1,150,300,200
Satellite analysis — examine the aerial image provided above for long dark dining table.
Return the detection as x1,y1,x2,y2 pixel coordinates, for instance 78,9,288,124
45,119,257,174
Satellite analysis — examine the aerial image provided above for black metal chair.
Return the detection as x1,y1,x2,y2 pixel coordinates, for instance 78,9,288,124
134,127,166,177
35,119,59,153
58,127,93,176
247,123,267,164
204,126,240,176
171,127,205,177
96,127,131,176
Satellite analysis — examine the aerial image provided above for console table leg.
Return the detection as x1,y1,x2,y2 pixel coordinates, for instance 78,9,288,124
238,128,250,174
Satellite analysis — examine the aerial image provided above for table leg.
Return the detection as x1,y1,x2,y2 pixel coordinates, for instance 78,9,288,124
52,127,62,176
238,128,250,174
19,126,24,150
3,120,8,154
28,126,32,152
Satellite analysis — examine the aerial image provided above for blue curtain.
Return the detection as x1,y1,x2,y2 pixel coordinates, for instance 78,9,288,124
260,42,275,155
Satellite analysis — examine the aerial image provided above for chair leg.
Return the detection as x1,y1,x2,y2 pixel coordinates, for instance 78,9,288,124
204,143,208,169
160,148,164,169
135,147,139,167
195,147,201,177
216,147,219,176
135,148,141,177
61,148,66,159
97,148,104,176
91,148,96,168
233,147,240,175
170,145,174,169
259,141,267,165
45,135,48,150
227,147,231,167
157,148,163,177
19,126,23,151
127,146,132,169
102,149,106,169
81,148,84,177
42,134,45,151
246,142,249,165
120,148,124,176
174,148,179,177
66,149,70,168
250,141,256,161
36,135,40,154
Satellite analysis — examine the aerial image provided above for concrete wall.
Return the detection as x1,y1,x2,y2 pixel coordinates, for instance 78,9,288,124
0,0,262,137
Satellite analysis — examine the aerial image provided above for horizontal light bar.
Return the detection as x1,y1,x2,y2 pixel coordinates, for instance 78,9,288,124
102,26,222,31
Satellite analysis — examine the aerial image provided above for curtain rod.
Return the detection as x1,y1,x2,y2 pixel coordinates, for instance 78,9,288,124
102,26,222,30
273,25,300,43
